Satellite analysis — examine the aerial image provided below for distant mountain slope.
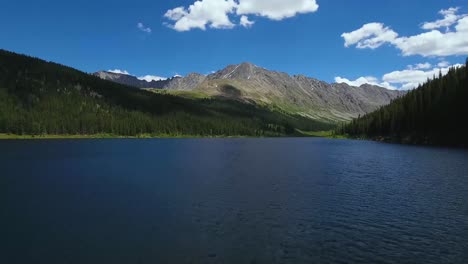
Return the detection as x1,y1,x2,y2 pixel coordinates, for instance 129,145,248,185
197,62,404,122
0,49,333,137
163,73,206,90
96,62,404,122
94,71,206,90
93,71,177,89
341,62,468,147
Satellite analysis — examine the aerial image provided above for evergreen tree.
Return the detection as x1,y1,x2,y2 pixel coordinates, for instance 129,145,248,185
341,62,468,147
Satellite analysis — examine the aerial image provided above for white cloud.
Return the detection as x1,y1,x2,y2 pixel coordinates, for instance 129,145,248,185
421,7,465,30
164,0,319,31
437,61,450,67
108,69,130,75
164,0,237,32
382,64,463,87
407,62,431,70
342,7,468,57
341,23,398,49
240,15,255,28
107,70,167,82
334,76,376,87
335,76,397,90
137,75,167,82
335,63,463,90
164,7,186,21
137,22,152,33
236,0,318,20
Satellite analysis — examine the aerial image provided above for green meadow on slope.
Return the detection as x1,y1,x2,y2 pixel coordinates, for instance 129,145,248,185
0,50,334,138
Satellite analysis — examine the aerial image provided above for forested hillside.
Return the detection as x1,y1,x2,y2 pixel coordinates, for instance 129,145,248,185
0,50,333,137
341,60,468,147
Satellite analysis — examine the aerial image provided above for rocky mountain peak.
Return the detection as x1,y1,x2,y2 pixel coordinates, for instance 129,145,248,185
207,62,262,80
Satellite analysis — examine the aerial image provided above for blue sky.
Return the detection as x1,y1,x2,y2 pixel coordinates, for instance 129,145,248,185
1,0,467,89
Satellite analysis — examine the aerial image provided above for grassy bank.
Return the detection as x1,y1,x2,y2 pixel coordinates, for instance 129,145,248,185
297,130,348,139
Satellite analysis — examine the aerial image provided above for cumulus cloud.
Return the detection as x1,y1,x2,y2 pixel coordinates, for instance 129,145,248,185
382,64,463,87
164,0,319,31
108,69,130,75
107,70,167,82
341,23,398,49
137,22,152,33
240,15,255,28
421,7,465,30
437,61,450,68
164,0,237,31
407,63,431,70
335,76,397,90
137,75,168,82
342,7,468,57
335,63,463,90
236,0,318,20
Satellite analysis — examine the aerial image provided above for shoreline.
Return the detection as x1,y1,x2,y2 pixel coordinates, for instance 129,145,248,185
0,133,253,140
0,131,340,140
343,134,467,149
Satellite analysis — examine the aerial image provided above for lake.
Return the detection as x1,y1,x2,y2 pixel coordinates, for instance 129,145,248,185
1,138,468,263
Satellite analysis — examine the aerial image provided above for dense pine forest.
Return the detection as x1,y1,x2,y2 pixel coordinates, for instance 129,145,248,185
341,60,468,147
0,50,334,137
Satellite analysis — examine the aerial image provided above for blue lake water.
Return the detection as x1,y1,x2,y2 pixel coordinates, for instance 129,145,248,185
1,138,468,263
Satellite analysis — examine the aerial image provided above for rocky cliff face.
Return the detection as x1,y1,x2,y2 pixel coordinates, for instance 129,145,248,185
95,63,404,122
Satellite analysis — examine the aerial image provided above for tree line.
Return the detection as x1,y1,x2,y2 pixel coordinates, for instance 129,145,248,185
0,49,334,137
339,59,468,147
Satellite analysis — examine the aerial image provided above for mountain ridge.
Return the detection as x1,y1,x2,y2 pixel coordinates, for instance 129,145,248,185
94,62,397,91
95,62,404,122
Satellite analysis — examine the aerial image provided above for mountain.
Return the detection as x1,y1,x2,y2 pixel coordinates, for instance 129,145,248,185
341,62,468,147
96,62,404,122
93,71,178,89
198,62,404,122
162,73,206,90
0,49,333,137
94,71,206,90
